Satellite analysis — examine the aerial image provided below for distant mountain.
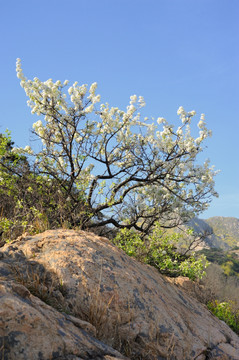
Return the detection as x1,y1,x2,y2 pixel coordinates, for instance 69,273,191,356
186,216,239,250
185,217,239,278
205,217,239,248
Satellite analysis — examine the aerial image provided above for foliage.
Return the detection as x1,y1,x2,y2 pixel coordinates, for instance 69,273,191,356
112,223,208,280
0,131,30,239
207,300,239,334
0,131,88,241
13,58,218,235
0,130,28,198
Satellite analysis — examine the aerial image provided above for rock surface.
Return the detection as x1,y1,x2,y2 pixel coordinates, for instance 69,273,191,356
0,279,127,360
1,229,239,360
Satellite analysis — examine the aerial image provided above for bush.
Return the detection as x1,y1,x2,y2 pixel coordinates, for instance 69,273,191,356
112,223,208,280
207,300,239,334
0,131,90,242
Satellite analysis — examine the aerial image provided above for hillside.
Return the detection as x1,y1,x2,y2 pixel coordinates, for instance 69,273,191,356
186,216,239,278
187,216,239,250
205,216,239,248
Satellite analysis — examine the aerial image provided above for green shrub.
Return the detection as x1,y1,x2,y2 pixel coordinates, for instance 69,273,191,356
0,131,91,242
112,223,208,280
207,300,239,334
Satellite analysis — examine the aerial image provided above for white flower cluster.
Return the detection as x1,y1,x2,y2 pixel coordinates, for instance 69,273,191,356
11,145,33,155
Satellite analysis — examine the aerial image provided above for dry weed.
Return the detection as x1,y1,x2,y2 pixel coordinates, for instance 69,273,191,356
69,269,179,360
10,263,69,313
0,340,4,360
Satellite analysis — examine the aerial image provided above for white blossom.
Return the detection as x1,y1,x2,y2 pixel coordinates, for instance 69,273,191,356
130,95,137,105
138,96,146,108
24,145,33,154
157,117,166,125
197,120,205,129
89,82,97,94
84,104,94,113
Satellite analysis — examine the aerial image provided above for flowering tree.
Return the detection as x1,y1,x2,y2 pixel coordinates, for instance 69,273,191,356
15,58,218,234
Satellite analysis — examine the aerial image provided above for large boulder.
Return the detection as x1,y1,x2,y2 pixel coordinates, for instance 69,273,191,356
0,280,127,360
1,229,239,359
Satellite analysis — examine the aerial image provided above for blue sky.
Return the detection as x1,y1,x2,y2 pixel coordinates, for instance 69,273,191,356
1,0,238,219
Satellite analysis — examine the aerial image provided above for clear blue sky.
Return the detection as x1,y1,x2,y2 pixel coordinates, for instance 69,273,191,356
1,0,238,219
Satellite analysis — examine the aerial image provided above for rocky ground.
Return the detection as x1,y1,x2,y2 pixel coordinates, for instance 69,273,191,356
0,229,239,359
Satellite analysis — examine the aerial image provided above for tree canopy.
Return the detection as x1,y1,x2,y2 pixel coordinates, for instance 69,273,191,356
8,59,218,235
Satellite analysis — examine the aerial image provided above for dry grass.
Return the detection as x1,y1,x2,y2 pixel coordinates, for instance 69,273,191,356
195,263,239,311
72,275,135,351
10,263,69,313
71,277,180,360
0,340,4,360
